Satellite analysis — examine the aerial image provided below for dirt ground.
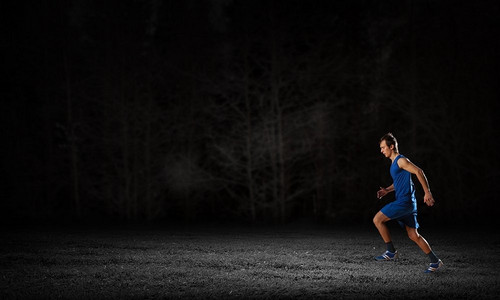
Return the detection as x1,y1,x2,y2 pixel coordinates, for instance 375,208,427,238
1,225,499,299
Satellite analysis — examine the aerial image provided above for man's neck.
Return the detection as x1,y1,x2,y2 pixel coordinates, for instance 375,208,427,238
390,152,399,162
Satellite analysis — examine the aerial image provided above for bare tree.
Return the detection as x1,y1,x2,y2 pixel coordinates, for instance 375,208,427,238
205,23,351,223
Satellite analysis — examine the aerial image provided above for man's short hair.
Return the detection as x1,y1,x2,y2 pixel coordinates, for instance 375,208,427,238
380,132,398,152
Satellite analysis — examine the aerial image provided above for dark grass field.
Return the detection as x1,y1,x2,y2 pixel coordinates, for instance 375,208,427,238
1,225,499,299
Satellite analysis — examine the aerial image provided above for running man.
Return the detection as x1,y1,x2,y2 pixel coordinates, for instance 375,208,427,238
373,133,443,273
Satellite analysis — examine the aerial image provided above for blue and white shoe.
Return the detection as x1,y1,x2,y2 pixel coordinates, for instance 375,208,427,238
424,259,443,273
374,250,398,261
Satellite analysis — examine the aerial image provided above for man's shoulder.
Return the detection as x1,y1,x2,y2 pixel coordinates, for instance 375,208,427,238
396,154,410,167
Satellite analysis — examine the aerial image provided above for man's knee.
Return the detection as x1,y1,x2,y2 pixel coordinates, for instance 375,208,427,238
373,212,387,226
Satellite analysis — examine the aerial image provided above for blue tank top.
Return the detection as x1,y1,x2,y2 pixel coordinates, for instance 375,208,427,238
390,155,417,212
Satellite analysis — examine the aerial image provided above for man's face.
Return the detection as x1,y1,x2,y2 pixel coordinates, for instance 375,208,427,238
380,140,393,158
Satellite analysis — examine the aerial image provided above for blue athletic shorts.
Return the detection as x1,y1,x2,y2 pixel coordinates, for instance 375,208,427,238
381,201,419,229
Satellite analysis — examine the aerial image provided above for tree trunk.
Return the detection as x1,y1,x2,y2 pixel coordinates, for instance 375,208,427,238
408,0,418,153
243,48,256,223
119,86,132,219
145,89,154,220
270,33,286,224
64,52,81,218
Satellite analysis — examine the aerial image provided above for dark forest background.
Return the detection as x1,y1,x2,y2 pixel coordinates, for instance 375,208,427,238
3,0,499,227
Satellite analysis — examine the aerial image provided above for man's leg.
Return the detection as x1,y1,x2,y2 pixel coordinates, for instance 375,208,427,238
405,226,431,253
373,211,392,243
373,211,397,260
406,226,443,272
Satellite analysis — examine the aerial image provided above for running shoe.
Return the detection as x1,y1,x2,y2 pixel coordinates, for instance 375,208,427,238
424,259,443,273
374,250,398,261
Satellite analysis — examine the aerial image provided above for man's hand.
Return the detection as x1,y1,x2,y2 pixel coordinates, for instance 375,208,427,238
377,187,388,199
424,192,435,206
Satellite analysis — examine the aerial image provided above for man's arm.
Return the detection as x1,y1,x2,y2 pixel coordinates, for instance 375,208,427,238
397,157,435,206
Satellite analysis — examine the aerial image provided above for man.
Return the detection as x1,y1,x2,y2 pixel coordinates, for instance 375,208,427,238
373,133,443,273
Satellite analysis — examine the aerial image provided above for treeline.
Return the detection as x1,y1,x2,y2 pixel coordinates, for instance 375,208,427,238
4,1,498,225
